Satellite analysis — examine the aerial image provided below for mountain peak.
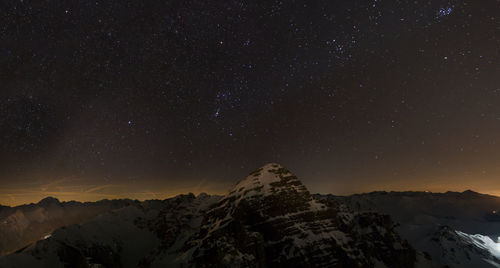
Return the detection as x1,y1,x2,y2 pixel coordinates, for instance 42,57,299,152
261,162,285,170
191,164,417,267
37,197,61,206
462,189,479,195
200,163,317,234
227,163,307,201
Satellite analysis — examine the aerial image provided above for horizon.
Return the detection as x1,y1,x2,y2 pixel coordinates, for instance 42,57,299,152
4,188,499,208
2,161,499,206
2,160,500,206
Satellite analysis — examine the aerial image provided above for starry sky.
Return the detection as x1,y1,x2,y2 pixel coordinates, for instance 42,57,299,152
0,0,499,206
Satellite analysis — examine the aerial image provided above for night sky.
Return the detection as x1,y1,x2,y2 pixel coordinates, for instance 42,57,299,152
0,0,499,206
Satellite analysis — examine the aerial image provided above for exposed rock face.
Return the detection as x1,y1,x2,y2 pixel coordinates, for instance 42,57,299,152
186,163,417,268
0,164,422,268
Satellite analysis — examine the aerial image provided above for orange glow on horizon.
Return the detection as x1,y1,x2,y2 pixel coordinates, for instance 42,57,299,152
0,174,230,207
2,169,500,206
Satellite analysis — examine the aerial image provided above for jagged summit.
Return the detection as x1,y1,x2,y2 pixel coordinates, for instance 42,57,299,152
214,163,316,219
228,163,309,200
205,163,316,235
235,162,286,186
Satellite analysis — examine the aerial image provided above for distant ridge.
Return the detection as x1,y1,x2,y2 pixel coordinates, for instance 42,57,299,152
0,197,136,256
5,189,497,208
332,189,495,198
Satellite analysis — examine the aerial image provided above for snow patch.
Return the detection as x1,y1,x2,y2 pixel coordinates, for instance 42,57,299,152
456,231,500,259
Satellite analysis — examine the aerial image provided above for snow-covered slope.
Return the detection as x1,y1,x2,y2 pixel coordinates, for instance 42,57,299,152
318,190,500,267
423,226,500,268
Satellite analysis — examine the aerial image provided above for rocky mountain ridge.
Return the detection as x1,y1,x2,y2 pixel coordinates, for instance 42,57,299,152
4,164,500,267
0,163,429,267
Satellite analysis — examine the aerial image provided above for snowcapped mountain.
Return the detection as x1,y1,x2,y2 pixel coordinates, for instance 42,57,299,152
0,197,136,256
318,190,500,267
0,163,430,267
184,163,422,267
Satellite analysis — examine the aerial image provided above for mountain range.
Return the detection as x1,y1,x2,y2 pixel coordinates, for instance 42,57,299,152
0,163,499,267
